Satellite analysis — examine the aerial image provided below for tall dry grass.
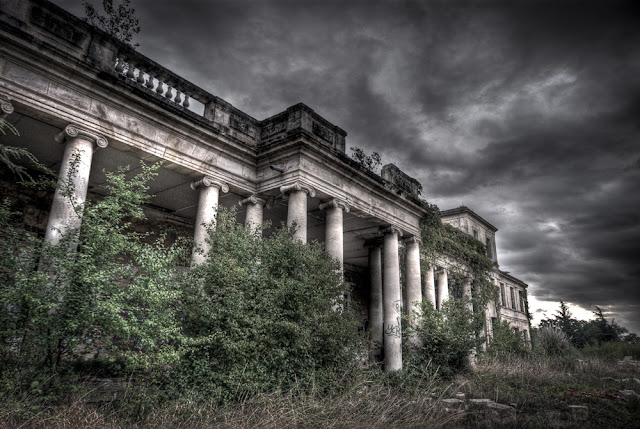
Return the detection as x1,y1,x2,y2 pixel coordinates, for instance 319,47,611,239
0,375,457,429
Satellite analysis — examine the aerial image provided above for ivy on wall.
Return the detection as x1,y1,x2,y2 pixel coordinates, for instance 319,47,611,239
419,204,498,339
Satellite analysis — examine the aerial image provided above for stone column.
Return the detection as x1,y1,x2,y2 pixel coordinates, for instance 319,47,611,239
404,237,422,346
436,267,449,310
462,277,473,313
239,194,270,234
280,182,315,243
381,225,403,371
191,176,228,265
461,276,477,365
423,266,437,308
44,124,108,246
367,243,383,361
319,199,349,270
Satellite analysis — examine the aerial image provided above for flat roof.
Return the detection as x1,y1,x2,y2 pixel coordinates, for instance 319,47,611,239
440,206,498,232
498,270,528,288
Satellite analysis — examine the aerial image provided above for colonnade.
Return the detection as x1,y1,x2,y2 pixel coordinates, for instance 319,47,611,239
367,244,477,371
40,122,475,373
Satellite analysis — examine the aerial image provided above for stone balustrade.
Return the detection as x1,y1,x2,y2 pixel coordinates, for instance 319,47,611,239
113,55,193,110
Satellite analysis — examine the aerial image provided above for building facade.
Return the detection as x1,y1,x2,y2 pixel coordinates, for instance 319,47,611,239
0,0,530,370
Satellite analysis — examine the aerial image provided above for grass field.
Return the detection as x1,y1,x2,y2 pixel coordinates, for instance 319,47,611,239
2,343,639,428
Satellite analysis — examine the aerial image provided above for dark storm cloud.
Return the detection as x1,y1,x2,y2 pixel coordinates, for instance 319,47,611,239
53,0,640,331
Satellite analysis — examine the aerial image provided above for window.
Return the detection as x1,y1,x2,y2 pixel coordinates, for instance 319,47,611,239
518,291,524,312
486,238,492,259
500,283,506,307
510,287,516,310
491,317,498,338
473,228,478,240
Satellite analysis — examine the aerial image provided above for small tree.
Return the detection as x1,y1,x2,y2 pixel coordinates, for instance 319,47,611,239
350,147,382,173
83,0,140,48
0,161,189,386
582,306,627,345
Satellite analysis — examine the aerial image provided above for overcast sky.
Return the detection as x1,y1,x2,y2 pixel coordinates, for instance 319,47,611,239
53,0,640,333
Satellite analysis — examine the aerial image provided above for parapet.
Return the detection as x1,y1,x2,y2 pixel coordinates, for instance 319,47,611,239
259,103,346,152
381,164,423,199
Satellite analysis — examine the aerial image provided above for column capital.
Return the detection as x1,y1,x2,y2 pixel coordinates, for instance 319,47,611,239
403,236,422,245
238,194,268,207
54,124,108,149
191,176,229,193
0,94,14,119
380,225,403,237
280,181,316,198
318,198,350,213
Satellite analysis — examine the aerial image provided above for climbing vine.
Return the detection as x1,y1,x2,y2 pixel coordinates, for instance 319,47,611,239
419,204,498,340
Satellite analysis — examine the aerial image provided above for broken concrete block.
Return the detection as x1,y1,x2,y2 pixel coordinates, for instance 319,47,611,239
568,405,588,421
485,402,516,424
441,398,465,410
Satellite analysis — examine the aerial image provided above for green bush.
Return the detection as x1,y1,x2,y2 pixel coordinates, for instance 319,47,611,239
405,299,476,378
172,209,364,402
0,162,190,388
487,319,529,357
535,326,575,357
580,341,640,360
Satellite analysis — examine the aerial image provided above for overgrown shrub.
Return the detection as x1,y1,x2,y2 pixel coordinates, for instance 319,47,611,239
535,326,574,356
405,299,476,378
580,341,640,361
173,208,364,402
0,162,190,389
486,319,529,357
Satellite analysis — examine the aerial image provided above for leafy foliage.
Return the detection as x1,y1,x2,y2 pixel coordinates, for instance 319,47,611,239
486,319,529,357
539,302,630,348
82,0,140,48
350,146,382,173
0,119,53,183
0,162,190,388
405,299,477,378
173,208,363,401
1,151,364,406
417,205,498,376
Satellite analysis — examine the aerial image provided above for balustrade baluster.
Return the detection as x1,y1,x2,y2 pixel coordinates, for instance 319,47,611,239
136,69,145,85
145,76,155,89
115,58,124,74
167,87,174,100
183,94,190,108
174,90,182,105
125,62,135,80
156,81,165,96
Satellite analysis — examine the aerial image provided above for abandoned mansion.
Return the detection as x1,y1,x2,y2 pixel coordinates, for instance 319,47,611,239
0,0,530,371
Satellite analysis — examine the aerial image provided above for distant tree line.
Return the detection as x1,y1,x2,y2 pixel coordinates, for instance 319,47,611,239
538,301,637,347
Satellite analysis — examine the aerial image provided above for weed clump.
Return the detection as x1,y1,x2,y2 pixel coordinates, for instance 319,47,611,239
537,326,575,356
